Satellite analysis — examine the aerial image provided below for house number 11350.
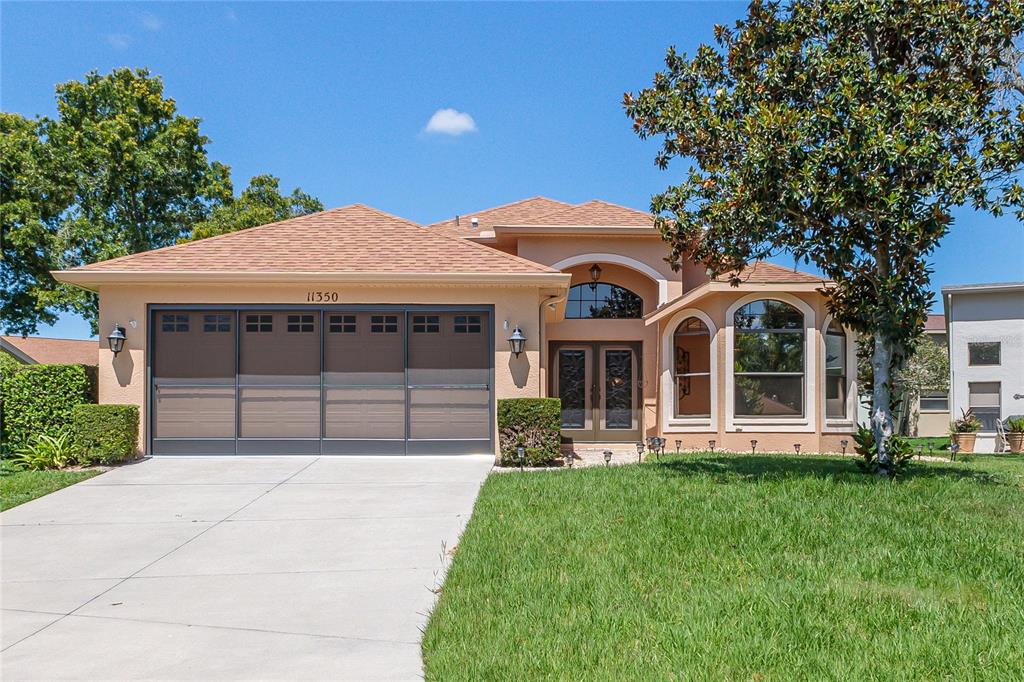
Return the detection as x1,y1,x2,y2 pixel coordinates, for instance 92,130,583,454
306,291,339,302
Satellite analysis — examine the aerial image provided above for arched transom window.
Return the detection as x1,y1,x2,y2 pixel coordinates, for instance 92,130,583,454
565,283,642,319
733,299,804,417
674,317,711,417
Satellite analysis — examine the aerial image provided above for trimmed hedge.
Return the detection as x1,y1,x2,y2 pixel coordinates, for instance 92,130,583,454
71,404,139,464
497,398,561,466
1,364,94,451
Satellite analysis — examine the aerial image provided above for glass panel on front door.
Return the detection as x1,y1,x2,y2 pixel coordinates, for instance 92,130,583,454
558,349,588,429
604,349,634,429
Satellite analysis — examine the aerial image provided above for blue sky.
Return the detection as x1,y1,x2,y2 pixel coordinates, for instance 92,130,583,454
3,1,1021,340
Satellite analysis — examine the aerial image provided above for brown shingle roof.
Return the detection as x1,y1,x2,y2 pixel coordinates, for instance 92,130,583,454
715,261,825,284
65,204,555,276
1,336,98,365
509,199,654,228
924,313,946,331
428,196,571,236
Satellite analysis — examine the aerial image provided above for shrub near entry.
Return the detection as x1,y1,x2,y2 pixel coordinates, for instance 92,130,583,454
1,364,94,450
71,404,139,464
497,398,561,466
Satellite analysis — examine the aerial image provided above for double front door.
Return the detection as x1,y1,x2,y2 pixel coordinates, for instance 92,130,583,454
550,342,642,442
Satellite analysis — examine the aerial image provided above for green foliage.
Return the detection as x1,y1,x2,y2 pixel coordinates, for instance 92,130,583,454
951,409,983,434
1,458,100,511
853,423,914,477
1,352,25,379
1,364,93,451
12,431,76,471
1007,416,1024,433
625,0,1024,460
187,174,323,241
71,404,139,465
497,398,561,466
0,68,321,335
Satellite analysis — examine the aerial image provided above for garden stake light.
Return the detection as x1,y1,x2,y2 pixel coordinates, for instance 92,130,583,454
750,439,758,455
636,442,645,463
516,445,525,472
708,440,715,453
840,439,848,456
794,443,801,455
604,450,613,466
675,439,682,454
950,442,959,462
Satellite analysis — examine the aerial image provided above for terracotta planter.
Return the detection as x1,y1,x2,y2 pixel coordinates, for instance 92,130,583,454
952,432,977,453
1007,433,1024,454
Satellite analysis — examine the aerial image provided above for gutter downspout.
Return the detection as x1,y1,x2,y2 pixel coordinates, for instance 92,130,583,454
539,293,566,397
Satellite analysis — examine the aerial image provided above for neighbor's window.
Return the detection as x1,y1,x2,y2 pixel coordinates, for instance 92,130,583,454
968,342,1000,366
733,299,804,417
919,391,949,412
565,283,642,319
673,317,712,418
968,382,1001,431
161,313,189,332
824,320,847,418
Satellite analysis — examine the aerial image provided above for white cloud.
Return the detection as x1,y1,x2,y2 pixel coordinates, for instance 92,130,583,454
105,33,132,50
140,13,163,31
423,108,478,136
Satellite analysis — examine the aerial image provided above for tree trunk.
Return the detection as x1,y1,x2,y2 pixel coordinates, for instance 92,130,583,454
870,331,895,474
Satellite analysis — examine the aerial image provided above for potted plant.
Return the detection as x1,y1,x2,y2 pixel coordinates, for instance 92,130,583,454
1006,417,1024,454
949,409,982,453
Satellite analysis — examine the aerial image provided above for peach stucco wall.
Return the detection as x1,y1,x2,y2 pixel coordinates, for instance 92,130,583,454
97,282,549,454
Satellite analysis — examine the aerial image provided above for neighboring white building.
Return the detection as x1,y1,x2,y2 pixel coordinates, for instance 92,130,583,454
943,282,1024,453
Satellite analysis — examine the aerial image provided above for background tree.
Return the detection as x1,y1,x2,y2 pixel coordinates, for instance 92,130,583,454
186,174,322,241
894,335,950,435
1,68,321,335
625,0,1023,470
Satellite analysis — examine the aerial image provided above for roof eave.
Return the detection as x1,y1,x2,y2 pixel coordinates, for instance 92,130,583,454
52,269,571,290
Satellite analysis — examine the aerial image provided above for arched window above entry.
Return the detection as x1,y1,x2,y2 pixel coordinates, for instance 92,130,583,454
673,317,711,417
733,299,805,417
565,283,643,319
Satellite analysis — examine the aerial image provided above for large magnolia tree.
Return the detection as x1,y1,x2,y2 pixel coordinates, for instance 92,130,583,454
625,0,1023,469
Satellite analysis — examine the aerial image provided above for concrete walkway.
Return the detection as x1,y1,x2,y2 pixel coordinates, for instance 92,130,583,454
1,456,493,681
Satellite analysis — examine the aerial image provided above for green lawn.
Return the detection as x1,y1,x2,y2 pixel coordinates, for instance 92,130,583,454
0,458,101,511
423,453,1024,680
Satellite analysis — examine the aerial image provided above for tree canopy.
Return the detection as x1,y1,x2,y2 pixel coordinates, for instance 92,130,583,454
625,0,1023,465
1,68,321,335
187,174,323,241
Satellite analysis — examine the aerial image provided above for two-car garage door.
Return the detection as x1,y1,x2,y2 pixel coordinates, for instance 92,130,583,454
150,306,493,455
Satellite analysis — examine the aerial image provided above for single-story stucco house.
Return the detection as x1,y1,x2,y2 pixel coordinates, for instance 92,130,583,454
52,197,856,457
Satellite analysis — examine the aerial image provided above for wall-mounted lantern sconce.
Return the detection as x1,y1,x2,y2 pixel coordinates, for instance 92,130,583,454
507,326,526,357
589,263,602,291
107,324,127,357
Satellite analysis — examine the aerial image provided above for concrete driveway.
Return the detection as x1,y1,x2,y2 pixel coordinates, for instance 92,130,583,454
1,456,493,681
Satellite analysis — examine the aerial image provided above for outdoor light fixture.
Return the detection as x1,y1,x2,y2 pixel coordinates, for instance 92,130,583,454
657,437,666,457
507,326,527,357
107,324,127,357
840,439,849,455
708,440,715,453
917,445,924,460
750,439,758,454
636,442,645,462
589,263,602,291
675,439,682,454
516,444,526,472
565,451,573,468
603,449,613,466
949,442,960,461
794,443,801,455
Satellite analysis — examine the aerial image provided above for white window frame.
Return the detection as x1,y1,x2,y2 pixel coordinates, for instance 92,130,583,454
820,314,857,432
725,293,816,433
660,308,718,433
